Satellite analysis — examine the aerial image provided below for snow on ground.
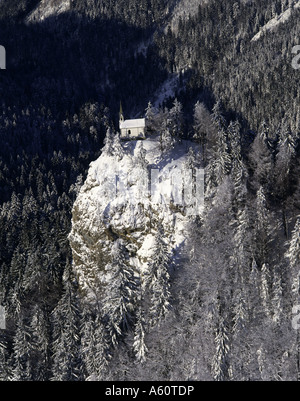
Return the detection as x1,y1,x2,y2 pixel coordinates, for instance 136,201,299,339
25,0,70,24
251,1,300,42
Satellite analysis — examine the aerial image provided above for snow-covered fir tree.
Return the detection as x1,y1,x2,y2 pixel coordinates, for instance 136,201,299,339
212,316,230,381
51,266,82,381
102,127,114,156
145,225,171,327
103,239,139,347
133,308,148,363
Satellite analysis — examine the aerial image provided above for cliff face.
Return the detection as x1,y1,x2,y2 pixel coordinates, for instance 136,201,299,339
68,136,201,303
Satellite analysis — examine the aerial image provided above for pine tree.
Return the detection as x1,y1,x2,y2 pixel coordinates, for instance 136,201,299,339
208,101,231,187
134,141,148,200
161,126,175,154
274,123,296,199
30,305,50,381
102,127,114,156
230,288,248,380
232,290,247,336
12,315,32,381
272,271,283,325
286,218,300,299
103,239,139,347
254,186,273,265
228,119,248,209
248,121,273,192
0,340,10,381
228,120,242,170
249,259,260,321
81,310,110,380
260,263,271,319
133,308,148,363
212,316,230,381
134,140,148,169
145,101,157,133
146,226,171,327
193,101,213,162
51,266,82,381
185,146,196,170
286,218,300,381
233,205,252,273
112,132,124,161
169,98,183,139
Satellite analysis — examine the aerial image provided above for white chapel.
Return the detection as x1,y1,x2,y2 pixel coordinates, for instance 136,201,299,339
119,103,146,139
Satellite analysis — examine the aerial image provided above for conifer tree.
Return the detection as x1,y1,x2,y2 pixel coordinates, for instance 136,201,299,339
103,239,139,347
12,315,32,381
232,290,247,336
193,101,213,162
145,101,157,133
102,127,114,156
146,225,171,327
274,123,296,199
233,205,252,271
249,259,260,321
185,146,196,170
51,265,82,381
161,126,175,154
272,271,283,325
169,98,183,139
254,186,273,265
286,218,300,300
260,263,271,319
230,288,248,380
133,308,148,363
0,340,10,381
286,218,300,380
208,101,231,187
112,132,124,161
135,140,148,169
81,310,110,380
248,121,273,192
228,120,242,169
212,316,230,381
134,141,148,199
30,305,50,381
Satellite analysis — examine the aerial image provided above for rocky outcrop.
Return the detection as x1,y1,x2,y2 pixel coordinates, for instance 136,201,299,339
68,136,201,303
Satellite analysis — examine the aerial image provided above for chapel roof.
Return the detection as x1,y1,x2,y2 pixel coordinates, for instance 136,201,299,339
120,118,146,129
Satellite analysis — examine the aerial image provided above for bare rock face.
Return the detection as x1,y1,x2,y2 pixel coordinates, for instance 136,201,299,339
68,137,200,303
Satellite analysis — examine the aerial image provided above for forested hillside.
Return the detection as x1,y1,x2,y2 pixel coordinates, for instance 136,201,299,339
0,0,300,381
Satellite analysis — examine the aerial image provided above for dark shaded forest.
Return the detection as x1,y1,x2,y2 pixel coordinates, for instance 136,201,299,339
0,0,300,381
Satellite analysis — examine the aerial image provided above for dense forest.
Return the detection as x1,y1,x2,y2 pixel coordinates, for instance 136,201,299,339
0,0,300,380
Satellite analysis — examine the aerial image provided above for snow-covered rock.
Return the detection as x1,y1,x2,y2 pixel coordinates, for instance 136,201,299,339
68,136,202,303
25,0,70,24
